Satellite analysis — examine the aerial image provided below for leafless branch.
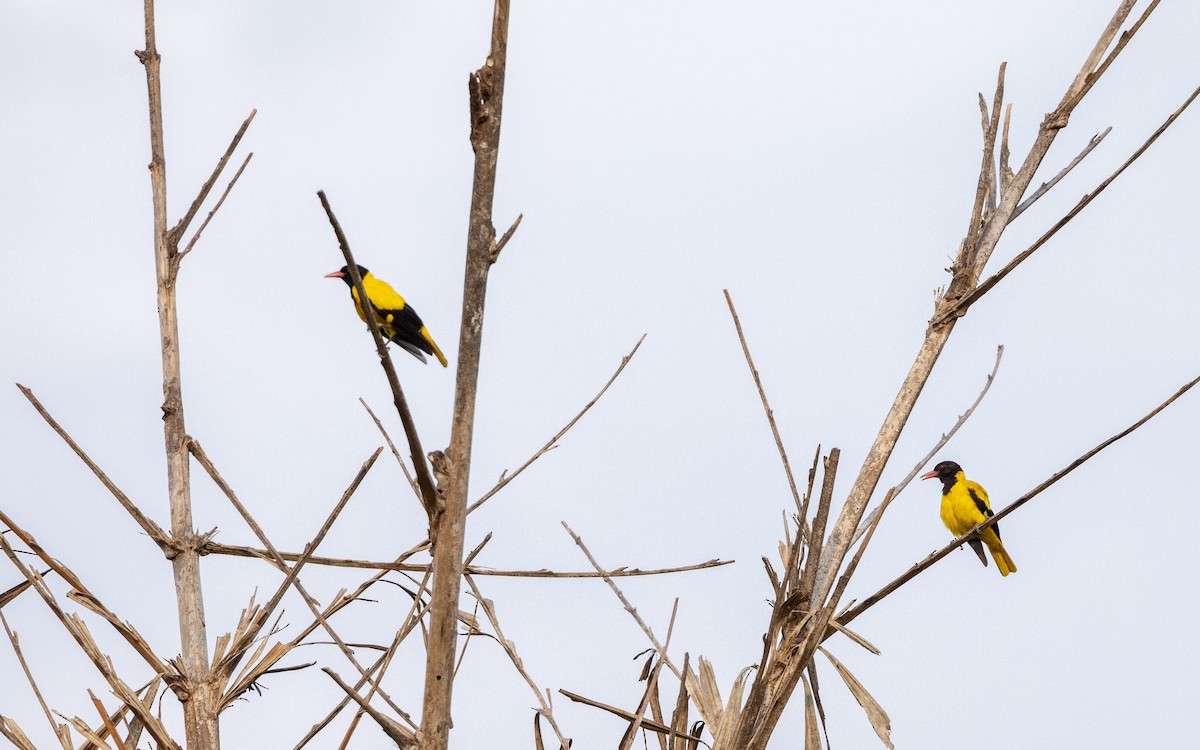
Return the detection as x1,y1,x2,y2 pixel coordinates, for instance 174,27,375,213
559,690,703,744
1010,127,1110,222
0,533,182,749
135,1,217,744
359,398,422,501
490,212,523,263
1,610,72,750
468,335,645,515
322,668,417,748
0,509,173,679
189,441,413,721
317,190,440,522
724,291,805,531
15,384,170,550
936,82,1200,325
204,541,733,577
178,150,255,261
168,109,257,248
561,521,681,680
464,574,571,748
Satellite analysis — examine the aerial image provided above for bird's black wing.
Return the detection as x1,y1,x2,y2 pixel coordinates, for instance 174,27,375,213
372,303,434,357
968,487,1001,540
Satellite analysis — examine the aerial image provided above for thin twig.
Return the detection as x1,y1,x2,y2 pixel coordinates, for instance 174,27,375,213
359,398,422,501
618,600,679,750
321,668,417,748
178,150,254,261
291,579,429,750
191,440,376,650
1010,128,1111,223
468,335,645,514
1,610,71,750
490,212,523,263
562,521,681,680
15,385,170,549
168,109,257,247
559,690,703,744
464,574,571,748
203,541,733,577
724,291,804,527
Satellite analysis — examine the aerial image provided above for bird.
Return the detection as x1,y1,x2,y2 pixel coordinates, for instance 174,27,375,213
920,460,1017,576
325,264,448,367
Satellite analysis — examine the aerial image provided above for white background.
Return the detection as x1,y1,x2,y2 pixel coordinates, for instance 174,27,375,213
3,1,1199,748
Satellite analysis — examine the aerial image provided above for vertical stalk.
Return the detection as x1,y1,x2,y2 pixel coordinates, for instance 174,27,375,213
419,1,510,748
136,1,217,748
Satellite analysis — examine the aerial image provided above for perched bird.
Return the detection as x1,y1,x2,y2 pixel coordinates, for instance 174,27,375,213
920,460,1017,576
326,264,448,367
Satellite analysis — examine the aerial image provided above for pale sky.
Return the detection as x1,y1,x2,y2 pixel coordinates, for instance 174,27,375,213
3,1,1199,748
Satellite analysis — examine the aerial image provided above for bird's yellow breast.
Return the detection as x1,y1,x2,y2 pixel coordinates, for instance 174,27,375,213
939,475,992,537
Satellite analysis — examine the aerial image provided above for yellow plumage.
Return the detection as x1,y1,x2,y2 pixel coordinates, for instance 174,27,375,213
326,264,448,367
922,461,1017,577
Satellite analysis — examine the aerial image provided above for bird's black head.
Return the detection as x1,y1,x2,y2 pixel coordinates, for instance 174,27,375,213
324,264,369,287
920,460,963,490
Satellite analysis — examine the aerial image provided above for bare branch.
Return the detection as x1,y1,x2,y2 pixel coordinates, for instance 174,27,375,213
464,575,571,748
724,290,805,526
322,668,417,748
178,150,254,261
936,82,1200,325
1062,1,1158,111
559,690,703,744
1,610,72,750
169,109,257,247
204,541,733,577
468,335,645,514
1010,127,1110,223
291,587,427,750
964,63,1006,271
489,212,523,264
191,440,378,666
360,398,422,501
189,441,413,721
15,384,170,550
317,190,440,521
0,509,173,679
562,521,681,680
0,534,182,749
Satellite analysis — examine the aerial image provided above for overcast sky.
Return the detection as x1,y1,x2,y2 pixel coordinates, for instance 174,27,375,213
3,1,1199,748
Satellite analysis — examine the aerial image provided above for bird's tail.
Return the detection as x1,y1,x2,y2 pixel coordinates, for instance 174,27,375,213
984,535,1017,577
420,326,449,368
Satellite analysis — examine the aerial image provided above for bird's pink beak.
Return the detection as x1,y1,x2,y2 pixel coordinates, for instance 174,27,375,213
920,469,938,480
324,271,345,278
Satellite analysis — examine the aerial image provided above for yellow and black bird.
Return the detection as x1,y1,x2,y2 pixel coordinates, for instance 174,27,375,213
921,460,1017,576
326,264,448,367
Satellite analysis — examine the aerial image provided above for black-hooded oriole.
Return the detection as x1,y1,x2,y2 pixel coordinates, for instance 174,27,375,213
921,460,1017,576
326,264,448,367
